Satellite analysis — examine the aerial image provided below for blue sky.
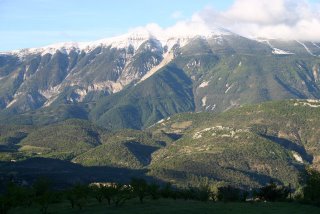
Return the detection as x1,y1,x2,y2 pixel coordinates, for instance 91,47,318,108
0,0,233,51
0,0,319,51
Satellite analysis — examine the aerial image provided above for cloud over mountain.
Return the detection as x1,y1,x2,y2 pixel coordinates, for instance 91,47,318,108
135,0,320,41
217,0,320,41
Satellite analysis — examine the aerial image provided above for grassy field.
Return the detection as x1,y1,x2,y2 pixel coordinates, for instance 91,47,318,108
10,199,320,214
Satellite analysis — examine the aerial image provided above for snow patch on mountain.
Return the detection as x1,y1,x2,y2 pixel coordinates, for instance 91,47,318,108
262,40,294,55
312,42,320,49
6,98,18,108
296,41,316,56
1,26,231,58
272,48,294,55
6,92,24,108
225,84,233,93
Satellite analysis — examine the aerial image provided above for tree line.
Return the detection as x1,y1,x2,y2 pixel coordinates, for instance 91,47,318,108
1,168,320,214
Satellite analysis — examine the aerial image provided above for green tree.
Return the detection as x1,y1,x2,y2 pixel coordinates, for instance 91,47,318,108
65,189,76,208
217,185,240,202
0,181,35,214
161,183,173,199
256,180,289,202
303,168,320,203
90,184,104,203
130,178,148,203
72,184,89,210
7,182,34,208
148,183,160,200
180,187,197,200
36,191,55,214
32,177,55,214
33,177,51,197
100,185,115,206
196,185,211,202
111,184,132,207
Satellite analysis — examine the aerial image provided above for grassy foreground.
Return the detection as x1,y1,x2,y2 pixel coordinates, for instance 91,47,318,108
10,199,320,214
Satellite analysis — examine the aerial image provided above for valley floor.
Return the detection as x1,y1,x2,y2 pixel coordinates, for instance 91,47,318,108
11,199,320,214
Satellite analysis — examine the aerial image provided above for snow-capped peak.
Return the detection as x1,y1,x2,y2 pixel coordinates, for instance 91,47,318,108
0,26,232,57
2,32,153,57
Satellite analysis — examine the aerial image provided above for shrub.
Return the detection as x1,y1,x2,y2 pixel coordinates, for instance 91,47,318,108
303,168,320,204
217,185,241,202
196,185,211,202
256,181,289,202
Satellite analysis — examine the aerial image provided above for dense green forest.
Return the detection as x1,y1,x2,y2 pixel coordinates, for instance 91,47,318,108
1,100,320,189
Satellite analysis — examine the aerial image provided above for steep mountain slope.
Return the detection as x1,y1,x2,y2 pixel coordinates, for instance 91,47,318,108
89,64,195,129
177,35,320,113
0,30,320,130
0,40,162,112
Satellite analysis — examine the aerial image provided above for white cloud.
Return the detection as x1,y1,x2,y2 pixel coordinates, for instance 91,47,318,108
223,0,300,25
200,0,320,41
128,16,215,39
132,0,320,41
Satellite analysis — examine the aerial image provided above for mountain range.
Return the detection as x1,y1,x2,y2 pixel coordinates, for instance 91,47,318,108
1,28,320,129
1,28,320,188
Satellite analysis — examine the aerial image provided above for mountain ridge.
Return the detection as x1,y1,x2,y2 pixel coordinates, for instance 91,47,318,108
0,28,320,130
0,26,232,56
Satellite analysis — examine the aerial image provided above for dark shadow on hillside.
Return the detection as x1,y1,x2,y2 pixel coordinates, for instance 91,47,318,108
225,167,283,187
156,141,167,147
0,132,28,152
124,141,159,166
0,157,161,189
260,134,313,163
295,65,320,98
3,132,28,145
0,145,19,152
275,76,307,99
164,133,183,141
150,167,282,189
